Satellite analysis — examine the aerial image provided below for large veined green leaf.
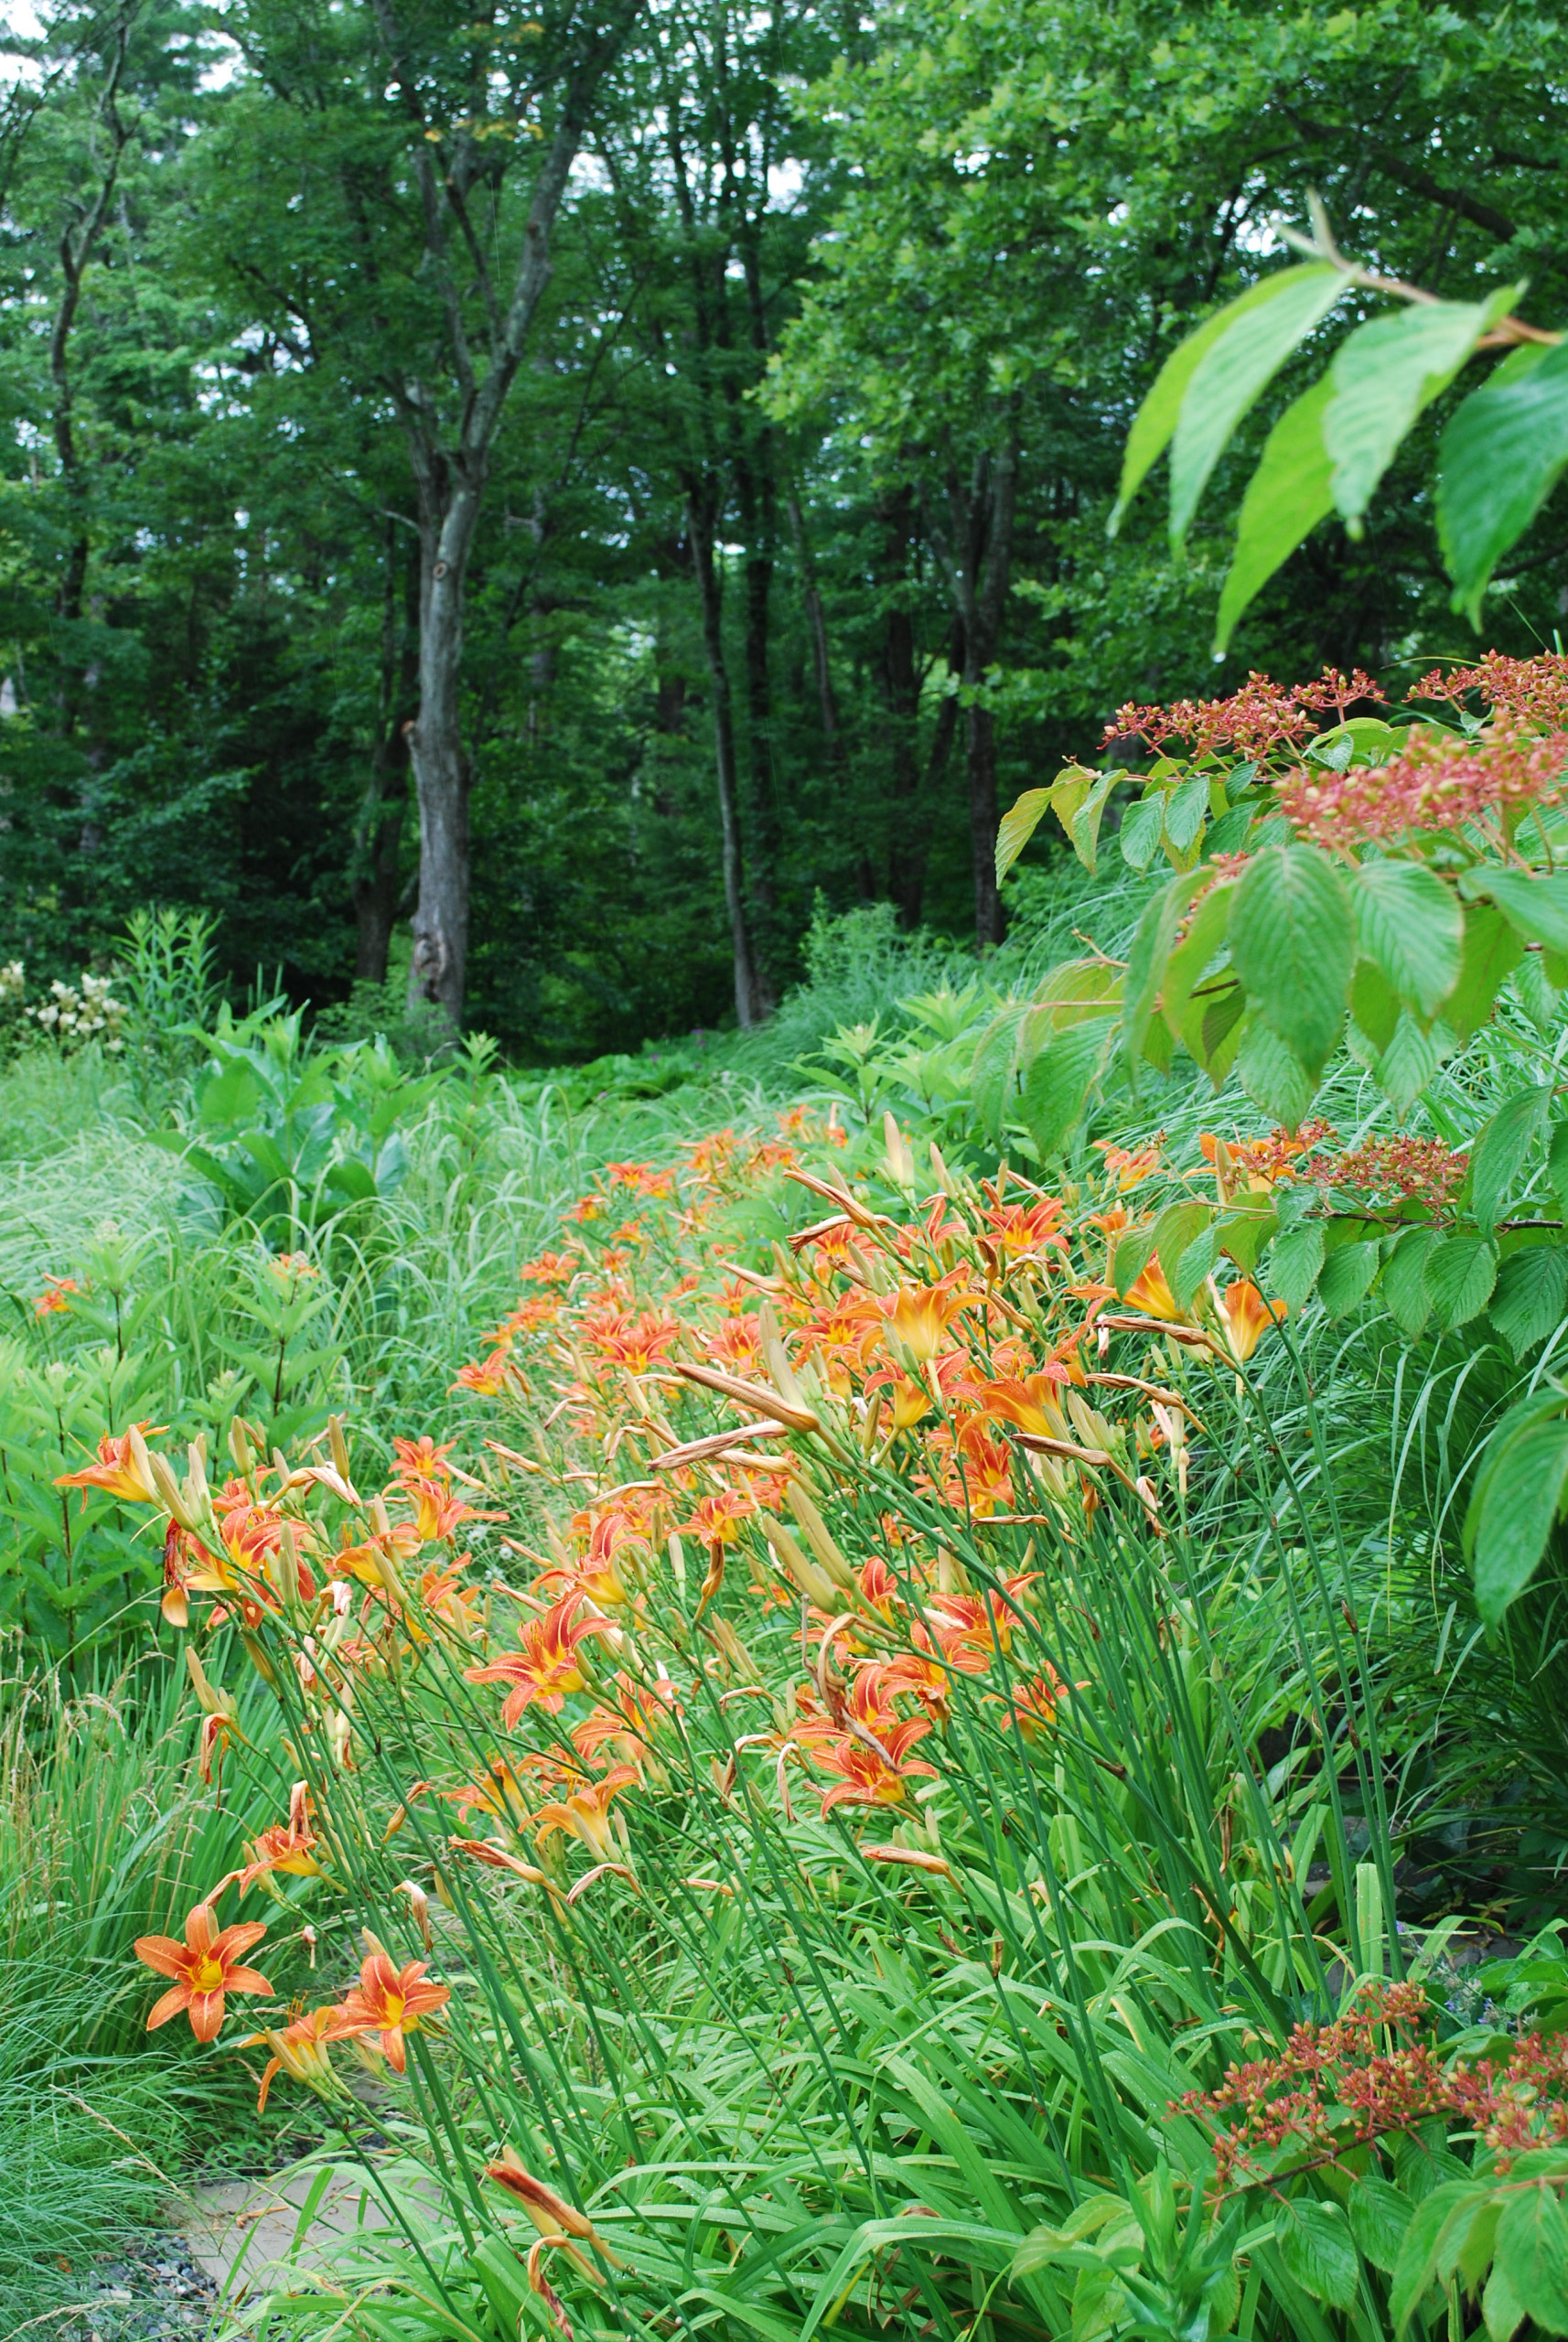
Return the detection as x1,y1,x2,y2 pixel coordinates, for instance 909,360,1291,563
1170,265,1348,548
1488,2158,1568,2331
1468,1084,1552,1228
994,788,1053,886
1439,336,1568,625
1465,865,1568,958
1019,1017,1113,1155
1122,871,1205,1066
1110,266,1339,532
1274,2200,1359,2309
1443,901,1524,1041
1423,1234,1498,1329
1464,1394,1568,1628
1236,1018,1314,1126
1324,292,1514,527
1488,1243,1568,1359
1213,374,1334,654
1381,1225,1438,1340
1354,857,1465,1016
1230,846,1355,1077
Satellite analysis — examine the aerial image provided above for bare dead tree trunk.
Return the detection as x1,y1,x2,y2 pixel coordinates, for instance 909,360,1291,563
688,485,766,1028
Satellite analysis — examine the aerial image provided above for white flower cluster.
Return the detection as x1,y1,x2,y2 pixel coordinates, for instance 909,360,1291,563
26,971,128,1051
0,960,23,1004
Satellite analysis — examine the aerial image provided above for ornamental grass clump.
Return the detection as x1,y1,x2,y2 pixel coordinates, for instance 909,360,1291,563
75,1101,1552,2339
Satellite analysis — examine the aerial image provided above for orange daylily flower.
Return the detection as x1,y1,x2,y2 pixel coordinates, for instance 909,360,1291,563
463,1595,617,1724
244,2003,338,2112
808,1718,937,1815
995,1662,1083,1742
533,1765,639,1862
56,1423,165,1507
1094,1135,1165,1190
33,1274,79,1315
134,1904,274,2042
1122,1255,1183,1320
328,1946,450,2075
878,1271,978,1364
453,1349,514,1396
234,1781,323,1889
1219,1279,1287,1361
974,1370,1071,1440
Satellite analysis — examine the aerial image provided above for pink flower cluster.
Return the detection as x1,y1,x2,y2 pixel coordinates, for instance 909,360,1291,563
1275,722,1568,849
1105,668,1382,763
1300,1134,1469,1209
1183,1982,1568,2192
1415,651,1568,732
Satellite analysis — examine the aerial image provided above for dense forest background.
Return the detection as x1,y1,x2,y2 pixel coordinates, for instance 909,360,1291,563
1,0,1565,1058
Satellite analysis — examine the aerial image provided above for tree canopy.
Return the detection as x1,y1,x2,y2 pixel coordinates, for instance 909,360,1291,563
2,0,1564,1050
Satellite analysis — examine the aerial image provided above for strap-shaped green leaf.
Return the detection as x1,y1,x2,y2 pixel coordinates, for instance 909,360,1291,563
1439,336,1568,626
1169,264,1348,548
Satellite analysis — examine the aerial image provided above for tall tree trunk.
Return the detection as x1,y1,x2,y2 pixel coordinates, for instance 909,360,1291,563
373,0,640,1026
929,415,1021,950
353,521,417,982
688,485,766,1028
873,488,927,926
787,487,849,775
405,472,481,1017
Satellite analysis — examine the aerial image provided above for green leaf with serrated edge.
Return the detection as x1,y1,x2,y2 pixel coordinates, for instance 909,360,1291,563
1440,338,1568,625
1484,2254,1530,2342
1217,1194,1277,1273
1148,1198,1213,1278
1141,1008,1175,1073
1466,1413,1568,1628
1270,1220,1326,1309
1112,268,1337,531
995,787,1053,886
1376,1009,1446,1115
1350,957,1402,1055
1274,2198,1359,2308
1462,865,1568,957
971,1007,1026,1143
1425,1235,1498,1329
1163,883,1236,1029
1165,772,1210,856
1020,1018,1113,1155
1173,1222,1219,1309
1456,2197,1505,2293
1230,847,1355,1078
1383,1226,1439,1339
1112,1226,1157,1299
1470,1086,1552,1227
1181,972,1244,1072
1489,2177,1568,2333
1169,264,1348,547
1349,2175,1414,2276
1325,292,1513,523
1120,792,1165,871
1391,2183,1490,2333
1444,902,1525,1041
1490,1245,1568,1359
1123,871,1206,1064
1514,950,1562,1035
1355,858,1465,1016
1069,771,1120,874
1549,1122,1568,1218
1215,374,1335,653
1238,1019,1314,1124
1317,1239,1380,1319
